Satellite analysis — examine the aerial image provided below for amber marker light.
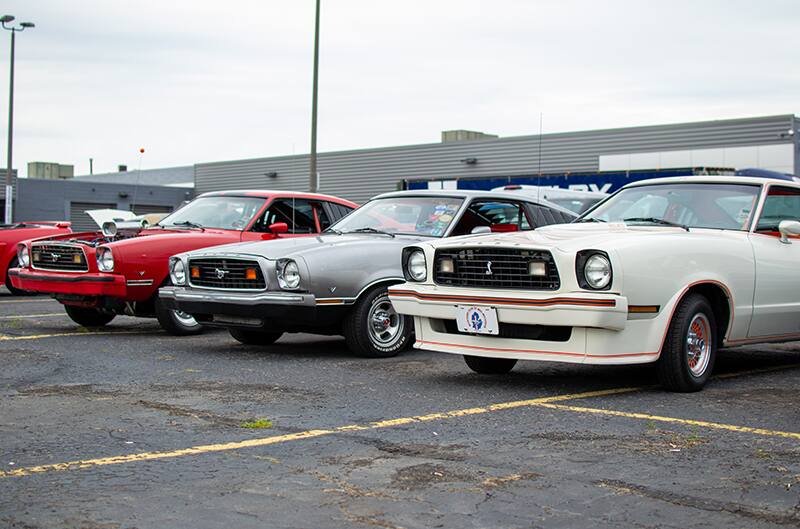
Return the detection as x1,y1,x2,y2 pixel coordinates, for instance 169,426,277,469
628,305,660,314
190,266,200,278
245,268,258,280
73,254,83,263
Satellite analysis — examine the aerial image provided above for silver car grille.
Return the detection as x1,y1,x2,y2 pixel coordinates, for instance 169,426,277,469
187,257,266,290
433,247,560,290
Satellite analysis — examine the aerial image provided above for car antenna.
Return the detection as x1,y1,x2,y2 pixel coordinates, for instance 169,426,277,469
536,113,543,201
130,147,145,215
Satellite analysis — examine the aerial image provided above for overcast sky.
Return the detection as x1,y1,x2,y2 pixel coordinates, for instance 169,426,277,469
1,0,798,176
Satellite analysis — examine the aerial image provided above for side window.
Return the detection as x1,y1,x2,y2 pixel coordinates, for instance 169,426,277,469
251,199,318,234
322,202,355,228
756,186,800,232
450,200,531,236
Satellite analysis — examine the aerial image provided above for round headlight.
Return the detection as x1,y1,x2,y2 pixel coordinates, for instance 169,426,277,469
17,245,30,268
170,259,186,285
96,247,114,272
101,221,118,238
408,250,427,282
584,253,611,289
278,260,301,290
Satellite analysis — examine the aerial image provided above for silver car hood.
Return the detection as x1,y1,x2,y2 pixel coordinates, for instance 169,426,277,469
187,233,426,260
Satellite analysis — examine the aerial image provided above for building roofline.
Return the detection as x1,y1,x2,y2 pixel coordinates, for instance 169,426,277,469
196,114,798,168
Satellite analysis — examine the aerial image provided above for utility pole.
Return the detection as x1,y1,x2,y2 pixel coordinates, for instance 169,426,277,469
2,15,34,224
309,0,321,192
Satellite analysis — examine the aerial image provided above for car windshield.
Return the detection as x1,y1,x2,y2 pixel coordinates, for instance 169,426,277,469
580,182,761,230
330,196,464,237
158,196,266,231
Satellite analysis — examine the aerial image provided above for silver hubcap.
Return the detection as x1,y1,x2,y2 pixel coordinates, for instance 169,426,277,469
172,309,198,327
686,313,711,377
368,295,403,347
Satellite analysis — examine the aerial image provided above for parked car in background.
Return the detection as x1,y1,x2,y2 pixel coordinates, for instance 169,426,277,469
492,184,607,214
391,176,800,391
1,221,72,295
159,190,576,357
10,191,356,333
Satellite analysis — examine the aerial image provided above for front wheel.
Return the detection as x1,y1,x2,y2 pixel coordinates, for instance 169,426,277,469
155,296,203,336
64,305,116,327
343,287,412,358
229,328,283,345
5,258,31,296
464,355,518,374
657,293,717,392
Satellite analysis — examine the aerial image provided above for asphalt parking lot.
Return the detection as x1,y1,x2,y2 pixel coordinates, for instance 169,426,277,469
1,288,799,529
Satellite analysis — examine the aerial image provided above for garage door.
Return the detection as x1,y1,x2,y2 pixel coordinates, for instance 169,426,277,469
131,204,174,216
69,202,116,232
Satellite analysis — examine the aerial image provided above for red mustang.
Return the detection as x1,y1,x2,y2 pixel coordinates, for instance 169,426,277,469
10,191,356,334
1,221,72,295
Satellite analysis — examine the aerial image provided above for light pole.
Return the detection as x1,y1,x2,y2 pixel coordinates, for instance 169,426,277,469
2,15,34,225
309,0,320,192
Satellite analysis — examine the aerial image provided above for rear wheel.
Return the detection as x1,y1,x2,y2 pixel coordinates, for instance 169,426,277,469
64,305,116,327
5,258,30,296
463,355,518,374
657,293,717,392
229,328,283,346
154,296,203,336
343,287,412,358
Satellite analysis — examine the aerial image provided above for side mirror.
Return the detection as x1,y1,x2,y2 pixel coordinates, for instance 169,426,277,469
268,222,289,234
470,226,491,235
778,220,800,244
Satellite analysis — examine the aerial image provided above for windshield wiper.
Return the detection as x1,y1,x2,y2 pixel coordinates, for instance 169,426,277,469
346,227,395,238
576,217,606,223
622,217,689,231
324,228,343,235
167,221,205,230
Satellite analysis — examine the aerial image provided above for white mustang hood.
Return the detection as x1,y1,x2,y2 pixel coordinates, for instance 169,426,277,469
437,223,692,252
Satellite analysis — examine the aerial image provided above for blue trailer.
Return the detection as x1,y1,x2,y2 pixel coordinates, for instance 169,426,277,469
402,167,735,194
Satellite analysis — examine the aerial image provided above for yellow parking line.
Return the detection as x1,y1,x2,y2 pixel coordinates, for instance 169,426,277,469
0,330,155,341
0,387,638,478
2,364,798,479
538,403,800,440
0,313,64,320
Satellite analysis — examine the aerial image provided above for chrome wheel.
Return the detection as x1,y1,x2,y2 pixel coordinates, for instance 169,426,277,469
686,313,711,377
368,295,403,347
173,309,198,327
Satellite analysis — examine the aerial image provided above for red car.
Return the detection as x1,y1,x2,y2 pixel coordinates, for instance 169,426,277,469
1,221,72,295
10,191,357,334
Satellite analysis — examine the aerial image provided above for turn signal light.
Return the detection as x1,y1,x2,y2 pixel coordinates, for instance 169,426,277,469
245,268,258,280
72,254,83,264
528,261,547,276
190,266,200,278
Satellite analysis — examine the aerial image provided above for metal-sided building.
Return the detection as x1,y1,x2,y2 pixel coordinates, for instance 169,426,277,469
194,114,799,203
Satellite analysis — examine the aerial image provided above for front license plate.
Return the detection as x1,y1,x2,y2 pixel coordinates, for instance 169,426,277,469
456,305,499,335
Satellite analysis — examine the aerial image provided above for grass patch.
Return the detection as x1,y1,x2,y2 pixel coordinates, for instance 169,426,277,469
240,418,273,429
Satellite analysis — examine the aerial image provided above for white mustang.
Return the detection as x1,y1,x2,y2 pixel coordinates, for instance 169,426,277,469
389,175,800,391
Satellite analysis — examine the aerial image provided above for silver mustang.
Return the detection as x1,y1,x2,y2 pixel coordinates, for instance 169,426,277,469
158,190,575,357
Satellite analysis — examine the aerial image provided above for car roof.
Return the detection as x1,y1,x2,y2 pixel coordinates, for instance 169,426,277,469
197,189,356,205
621,175,800,189
371,189,576,216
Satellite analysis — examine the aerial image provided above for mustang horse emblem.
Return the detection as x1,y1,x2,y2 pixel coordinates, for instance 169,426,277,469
49,253,61,262
484,261,493,275
215,268,229,279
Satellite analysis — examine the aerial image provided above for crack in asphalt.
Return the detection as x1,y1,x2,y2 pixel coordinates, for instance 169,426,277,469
597,479,800,526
